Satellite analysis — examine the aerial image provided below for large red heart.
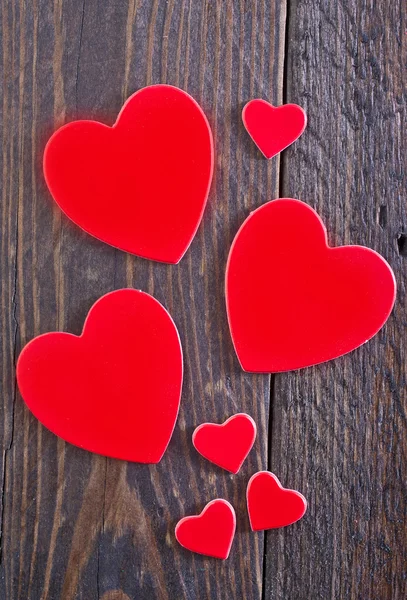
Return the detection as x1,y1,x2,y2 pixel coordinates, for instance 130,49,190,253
44,85,214,264
16,289,183,463
247,472,307,530
192,413,256,473
175,499,236,559
242,99,306,159
226,198,396,372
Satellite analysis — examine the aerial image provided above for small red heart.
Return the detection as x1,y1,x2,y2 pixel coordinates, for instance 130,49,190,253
175,499,236,559
44,85,214,264
247,471,307,531
16,289,183,463
192,413,256,473
242,99,306,159
226,198,396,372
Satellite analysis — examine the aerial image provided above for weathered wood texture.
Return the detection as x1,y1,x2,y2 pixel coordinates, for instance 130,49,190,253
266,1,407,599
1,0,406,599
0,1,287,599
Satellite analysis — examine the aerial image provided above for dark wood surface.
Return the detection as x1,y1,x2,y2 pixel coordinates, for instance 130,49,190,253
0,1,405,599
267,2,407,598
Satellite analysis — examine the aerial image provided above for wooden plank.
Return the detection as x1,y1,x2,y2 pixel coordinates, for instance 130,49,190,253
0,1,287,598
266,1,407,598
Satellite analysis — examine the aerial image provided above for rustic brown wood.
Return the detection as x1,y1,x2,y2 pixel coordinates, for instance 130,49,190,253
0,1,287,599
2,0,406,598
266,1,407,599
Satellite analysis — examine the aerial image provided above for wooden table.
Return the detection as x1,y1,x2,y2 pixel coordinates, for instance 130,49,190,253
1,1,406,598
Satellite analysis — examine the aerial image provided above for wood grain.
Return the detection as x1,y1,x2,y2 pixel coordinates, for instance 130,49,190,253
0,1,287,598
266,1,407,599
1,0,406,598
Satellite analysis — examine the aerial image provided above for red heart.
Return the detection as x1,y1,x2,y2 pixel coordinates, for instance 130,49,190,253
242,99,306,159
175,499,236,559
247,471,307,531
16,289,183,463
44,85,214,264
192,413,256,473
226,198,396,372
